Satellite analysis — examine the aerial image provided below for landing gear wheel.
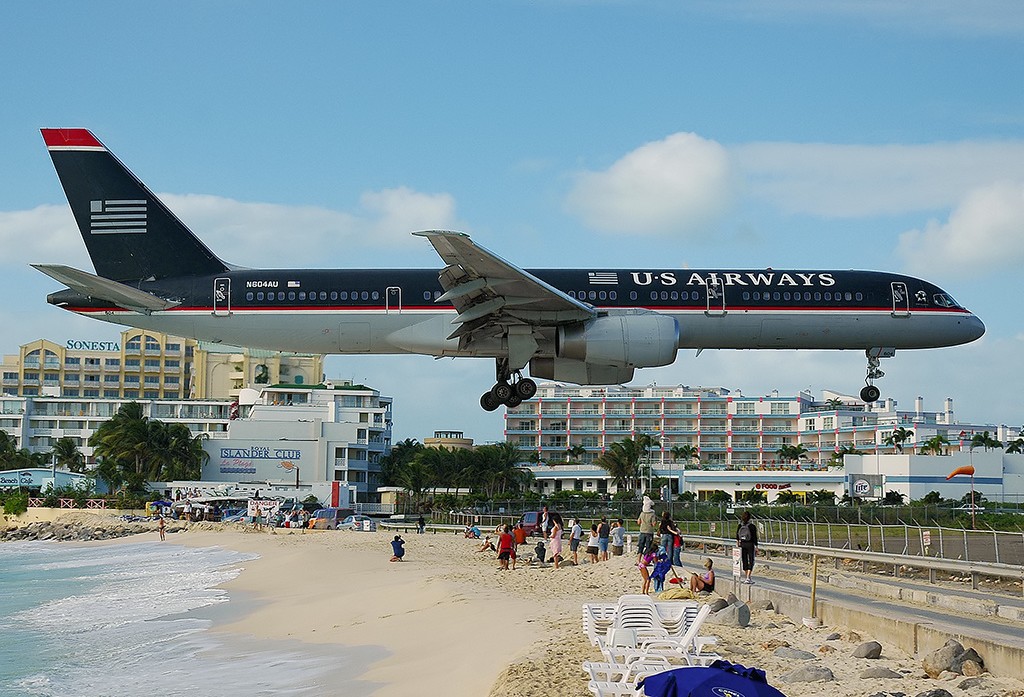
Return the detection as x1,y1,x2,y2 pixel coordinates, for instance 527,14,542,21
515,378,537,400
504,393,523,408
491,382,513,402
480,392,501,411
860,385,881,403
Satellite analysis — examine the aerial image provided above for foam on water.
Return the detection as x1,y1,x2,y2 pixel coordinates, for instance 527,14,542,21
0,541,385,697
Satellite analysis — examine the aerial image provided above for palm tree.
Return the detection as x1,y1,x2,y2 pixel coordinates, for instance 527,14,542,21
564,444,587,464
670,444,698,466
920,434,950,456
594,438,646,493
970,431,1002,452
1007,437,1024,454
828,443,864,467
825,398,844,410
51,437,86,473
776,443,809,464
89,402,150,476
380,438,423,486
0,429,18,465
162,424,208,481
884,426,914,453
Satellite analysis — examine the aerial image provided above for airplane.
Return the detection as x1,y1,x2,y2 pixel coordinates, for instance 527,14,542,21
35,128,985,411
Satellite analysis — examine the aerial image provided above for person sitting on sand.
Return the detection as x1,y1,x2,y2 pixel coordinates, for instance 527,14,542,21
533,539,546,566
464,524,481,539
690,557,716,593
476,536,496,553
390,535,405,562
512,522,528,549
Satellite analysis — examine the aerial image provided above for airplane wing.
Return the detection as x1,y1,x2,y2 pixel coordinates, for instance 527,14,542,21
414,230,595,348
31,264,182,313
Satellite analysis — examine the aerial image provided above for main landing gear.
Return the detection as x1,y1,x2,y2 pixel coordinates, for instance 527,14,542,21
860,348,894,403
480,360,537,412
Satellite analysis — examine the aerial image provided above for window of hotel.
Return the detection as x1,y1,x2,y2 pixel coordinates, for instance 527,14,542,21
145,338,160,351
770,402,789,415
105,358,120,367
84,375,99,383
124,390,138,398
735,403,755,414
3,372,16,380
65,357,80,366
44,373,59,381
126,339,141,350
823,416,834,430
23,387,38,395
125,375,140,384
104,390,119,398
64,389,79,396
144,391,159,399
164,392,179,399
125,359,140,368
165,360,179,369
144,376,160,385
804,419,815,431
165,376,179,384
144,359,160,369
83,389,99,397
104,375,119,383
85,357,101,366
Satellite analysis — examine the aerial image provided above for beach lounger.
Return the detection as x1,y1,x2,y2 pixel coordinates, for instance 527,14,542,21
582,656,674,697
602,604,720,667
584,596,698,645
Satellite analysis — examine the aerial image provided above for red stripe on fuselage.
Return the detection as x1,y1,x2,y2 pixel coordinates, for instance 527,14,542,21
41,128,103,149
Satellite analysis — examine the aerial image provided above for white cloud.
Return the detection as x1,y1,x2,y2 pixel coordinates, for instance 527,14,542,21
733,141,1024,217
0,188,460,270
896,181,1024,276
565,132,736,236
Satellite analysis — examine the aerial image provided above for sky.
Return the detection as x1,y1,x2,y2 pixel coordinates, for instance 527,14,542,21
1,1,1022,444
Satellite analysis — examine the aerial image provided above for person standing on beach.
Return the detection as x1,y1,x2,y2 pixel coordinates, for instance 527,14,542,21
569,518,583,565
548,512,564,569
597,516,610,561
610,519,625,556
497,524,514,570
736,510,758,584
586,524,600,564
540,505,551,540
158,515,165,542
416,515,426,534
636,496,657,560
658,511,681,560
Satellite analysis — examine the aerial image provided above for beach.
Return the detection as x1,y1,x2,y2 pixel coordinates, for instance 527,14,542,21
5,514,1024,697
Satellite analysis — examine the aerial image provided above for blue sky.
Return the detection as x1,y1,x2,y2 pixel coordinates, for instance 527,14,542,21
2,1,1022,443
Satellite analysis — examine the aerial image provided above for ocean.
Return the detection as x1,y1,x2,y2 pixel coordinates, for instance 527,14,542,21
0,540,384,697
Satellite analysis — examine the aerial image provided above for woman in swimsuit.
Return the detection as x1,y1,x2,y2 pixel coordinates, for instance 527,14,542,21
690,557,715,593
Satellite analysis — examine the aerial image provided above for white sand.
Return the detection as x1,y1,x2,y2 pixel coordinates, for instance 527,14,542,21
12,513,1024,697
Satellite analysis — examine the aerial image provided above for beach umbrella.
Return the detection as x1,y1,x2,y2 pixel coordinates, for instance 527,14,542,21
640,660,787,697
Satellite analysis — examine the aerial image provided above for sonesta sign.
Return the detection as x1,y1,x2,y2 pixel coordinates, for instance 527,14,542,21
66,340,120,351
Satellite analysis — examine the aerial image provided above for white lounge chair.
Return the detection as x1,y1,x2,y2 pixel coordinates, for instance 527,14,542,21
602,604,720,667
583,656,674,697
585,596,698,645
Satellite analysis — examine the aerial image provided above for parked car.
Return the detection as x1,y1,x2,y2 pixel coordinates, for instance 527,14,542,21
310,507,356,530
518,510,548,537
953,504,985,513
338,514,377,531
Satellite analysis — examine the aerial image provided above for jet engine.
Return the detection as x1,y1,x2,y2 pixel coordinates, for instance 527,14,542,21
555,312,680,369
529,357,636,385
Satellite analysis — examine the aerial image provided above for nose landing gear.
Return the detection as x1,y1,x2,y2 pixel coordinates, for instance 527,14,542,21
860,348,894,403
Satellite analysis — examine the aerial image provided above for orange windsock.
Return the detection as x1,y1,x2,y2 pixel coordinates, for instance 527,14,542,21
946,465,975,480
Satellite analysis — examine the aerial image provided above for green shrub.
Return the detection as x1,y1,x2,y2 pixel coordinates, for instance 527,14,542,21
3,490,29,515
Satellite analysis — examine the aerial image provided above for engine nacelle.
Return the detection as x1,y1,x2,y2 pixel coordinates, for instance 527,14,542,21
556,313,679,368
529,357,635,385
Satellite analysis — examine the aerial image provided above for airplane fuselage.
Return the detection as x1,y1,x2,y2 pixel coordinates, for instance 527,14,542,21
48,266,984,357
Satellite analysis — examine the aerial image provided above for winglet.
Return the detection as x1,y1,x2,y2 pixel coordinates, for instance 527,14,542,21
41,128,104,150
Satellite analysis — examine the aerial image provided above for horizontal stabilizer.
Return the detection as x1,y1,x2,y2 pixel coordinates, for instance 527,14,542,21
31,264,181,313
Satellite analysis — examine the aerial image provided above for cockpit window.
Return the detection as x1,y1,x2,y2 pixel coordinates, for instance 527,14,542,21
933,294,960,308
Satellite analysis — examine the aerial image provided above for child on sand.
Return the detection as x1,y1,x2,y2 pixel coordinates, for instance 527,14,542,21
497,525,515,570
690,557,715,593
650,552,679,592
637,549,657,594
390,535,405,562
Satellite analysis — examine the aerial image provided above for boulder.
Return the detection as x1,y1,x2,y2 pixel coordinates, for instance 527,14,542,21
779,665,835,683
957,677,985,690
750,599,774,611
825,632,841,641
914,690,954,697
950,647,984,674
709,598,730,613
853,641,883,659
859,667,903,679
773,647,817,660
959,660,983,677
710,601,750,628
725,592,739,604
922,640,964,678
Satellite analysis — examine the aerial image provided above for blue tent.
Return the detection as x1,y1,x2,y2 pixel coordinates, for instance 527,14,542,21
640,660,787,697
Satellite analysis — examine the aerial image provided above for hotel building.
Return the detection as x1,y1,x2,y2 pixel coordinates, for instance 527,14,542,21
506,383,1021,502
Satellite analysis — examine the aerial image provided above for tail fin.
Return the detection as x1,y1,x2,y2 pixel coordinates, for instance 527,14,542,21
41,128,230,282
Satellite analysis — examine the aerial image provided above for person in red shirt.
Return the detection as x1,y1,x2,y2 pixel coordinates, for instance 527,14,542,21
497,524,515,571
